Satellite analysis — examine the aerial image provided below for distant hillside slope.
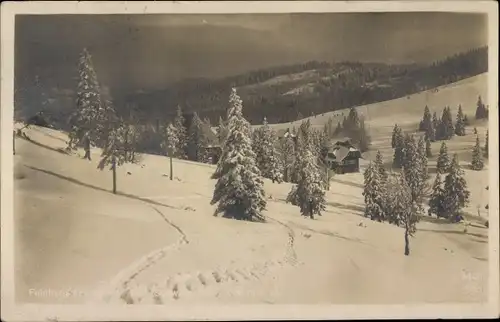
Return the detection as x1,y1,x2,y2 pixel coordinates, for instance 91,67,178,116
122,46,486,125
265,72,488,132
266,72,489,165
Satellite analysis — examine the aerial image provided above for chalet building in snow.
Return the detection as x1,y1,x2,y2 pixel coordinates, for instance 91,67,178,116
325,139,362,174
183,112,222,164
199,125,222,164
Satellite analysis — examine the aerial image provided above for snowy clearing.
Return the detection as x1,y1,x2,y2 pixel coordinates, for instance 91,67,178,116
13,75,489,305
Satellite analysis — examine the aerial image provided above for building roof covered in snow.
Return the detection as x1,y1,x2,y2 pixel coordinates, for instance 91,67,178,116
327,139,362,162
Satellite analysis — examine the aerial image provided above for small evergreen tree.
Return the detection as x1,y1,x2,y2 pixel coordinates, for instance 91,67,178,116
67,48,105,150
428,174,446,217
286,138,326,219
254,117,284,183
470,135,484,170
436,142,450,174
162,122,178,180
442,154,470,222
403,135,426,208
440,106,455,140
402,133,413,168
210,88,267,221
475,95,488,120
454,105,466,136
173,105,188,159
363,161,386,222
385,172,420,256
419,105,432,132
97,102,128,194
392,126,405,169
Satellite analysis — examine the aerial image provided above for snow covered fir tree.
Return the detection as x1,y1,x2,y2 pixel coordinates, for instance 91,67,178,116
391,124,405,169
210,88,267,222
475,95,489,120
470,135,484,171
173,105,188,159
67,48,106,151
286,120,326,219
436,142,450,174
428,173,446,218
252,117,284,183
96,100,136,194
384,172,420,255
443,154,470,222
363,159,386,222
454,105,466,136
162,122,179,180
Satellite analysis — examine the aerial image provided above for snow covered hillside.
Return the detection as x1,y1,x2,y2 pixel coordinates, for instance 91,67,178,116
14,80,489,306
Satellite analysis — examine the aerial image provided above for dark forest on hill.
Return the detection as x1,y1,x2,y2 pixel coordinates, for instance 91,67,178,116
15,46,487,130
120,46,488,125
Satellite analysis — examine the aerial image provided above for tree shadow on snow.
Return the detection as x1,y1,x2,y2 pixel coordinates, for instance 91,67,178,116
25,166,178,210
330,178,364,189
419,227,487,240
418,215,456,225
18,135,69,156
326,201,365,215
287,220,366,244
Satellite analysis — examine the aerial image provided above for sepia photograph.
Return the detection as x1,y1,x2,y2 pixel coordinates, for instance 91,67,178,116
1,1,499,320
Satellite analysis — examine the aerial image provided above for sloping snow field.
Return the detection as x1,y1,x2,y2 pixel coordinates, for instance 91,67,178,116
13,74,489,306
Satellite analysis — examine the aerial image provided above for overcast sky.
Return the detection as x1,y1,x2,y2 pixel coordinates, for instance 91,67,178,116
15,12,487,93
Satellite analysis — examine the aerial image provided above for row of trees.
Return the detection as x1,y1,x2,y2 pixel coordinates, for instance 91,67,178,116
391,125,429,176
379,116,478,254
418,105,467,142
66,48,347,198
428,154,470,222
418,96,488,143
65,48,218,193
363,150,421,256
365,138,472,255
210,88,330,221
